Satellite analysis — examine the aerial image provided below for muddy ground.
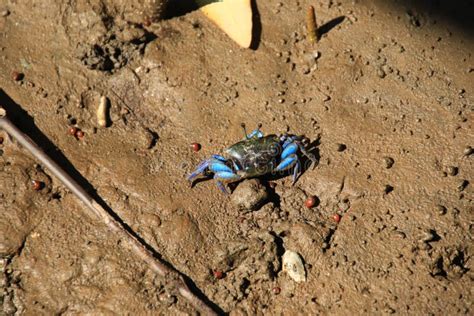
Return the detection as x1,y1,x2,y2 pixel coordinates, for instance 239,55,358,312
0,0,473,314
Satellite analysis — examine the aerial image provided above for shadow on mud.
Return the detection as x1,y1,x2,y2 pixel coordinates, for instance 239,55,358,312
0,89,225,315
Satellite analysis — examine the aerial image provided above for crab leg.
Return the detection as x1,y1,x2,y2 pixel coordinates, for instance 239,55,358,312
213,171,242,194
275,154,300,182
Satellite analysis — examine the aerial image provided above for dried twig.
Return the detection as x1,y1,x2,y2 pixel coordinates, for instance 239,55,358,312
0,105,218,315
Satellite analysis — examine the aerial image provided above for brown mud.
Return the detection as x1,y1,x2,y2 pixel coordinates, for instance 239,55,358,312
0,0,473,314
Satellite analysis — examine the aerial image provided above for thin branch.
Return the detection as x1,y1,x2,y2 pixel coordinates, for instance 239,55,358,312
0,106,218,315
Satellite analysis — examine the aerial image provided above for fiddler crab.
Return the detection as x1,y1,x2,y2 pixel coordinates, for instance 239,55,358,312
188,124,317,194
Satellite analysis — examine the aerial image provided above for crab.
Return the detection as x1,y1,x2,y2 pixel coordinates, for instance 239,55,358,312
188,124,317,194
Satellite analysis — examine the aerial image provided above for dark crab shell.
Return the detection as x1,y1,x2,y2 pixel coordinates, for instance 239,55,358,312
225,135,283,178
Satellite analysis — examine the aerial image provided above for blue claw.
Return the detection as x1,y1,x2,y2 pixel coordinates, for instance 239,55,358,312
188,159,211,181
214,171,241,182
282,136,298,149
214,172,242,194
209,160,233,173
275,154,298,172
281,143,298,159
212,154,227,161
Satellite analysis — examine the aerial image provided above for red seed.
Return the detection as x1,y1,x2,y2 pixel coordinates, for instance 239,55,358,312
272,287,281,295
76,130,85,139
213,270,224,279
12,71,24,81
304,196,317,208
68,126,77,136
333,214,341,223
31,180,43,191
190,142,201,152
143,17,152,27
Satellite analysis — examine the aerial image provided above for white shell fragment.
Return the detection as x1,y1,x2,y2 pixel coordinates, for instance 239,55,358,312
282,250,306,283
97,96,110,127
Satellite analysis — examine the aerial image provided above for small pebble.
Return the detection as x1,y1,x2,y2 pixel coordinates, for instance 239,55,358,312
420,229,439,243
31,180,43,191
11,71,24,81
333,214,341,223
190,142,201,152
68,126,77,136
383,156,395,169
304,196,318,208
377,68,386,78
1,9,10,17
336,143,347,152
435,204,447,215
231,179,269,211
446,166,458,176
282,250,306,282
463,146,473,157
213,270,224,279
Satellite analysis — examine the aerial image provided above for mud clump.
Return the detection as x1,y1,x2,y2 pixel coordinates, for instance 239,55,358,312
231,179,269,211
79,26,155,72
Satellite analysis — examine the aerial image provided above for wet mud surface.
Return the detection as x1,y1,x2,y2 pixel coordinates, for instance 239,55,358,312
1,0,473,314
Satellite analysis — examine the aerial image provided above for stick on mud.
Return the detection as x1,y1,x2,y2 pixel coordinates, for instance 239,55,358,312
0,105,218,315
307,5,318,43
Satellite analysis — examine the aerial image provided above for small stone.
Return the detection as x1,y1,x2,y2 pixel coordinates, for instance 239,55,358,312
336,143,347,152
213,270,224,279
377,68,386,78
190,143,201,152
11,71,24,81
383,157,395,169
282,250,306,282
68,126,77,136
31,180,43,191
463,146,473,157
1,9,10,17
231,179,269,211
435,204,447,215
446,166,458,176
304,196,319,208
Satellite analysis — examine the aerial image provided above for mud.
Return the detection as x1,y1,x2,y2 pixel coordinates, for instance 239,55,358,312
0,0,473,314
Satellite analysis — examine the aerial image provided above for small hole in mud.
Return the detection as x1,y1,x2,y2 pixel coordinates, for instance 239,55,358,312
51,191,62,200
